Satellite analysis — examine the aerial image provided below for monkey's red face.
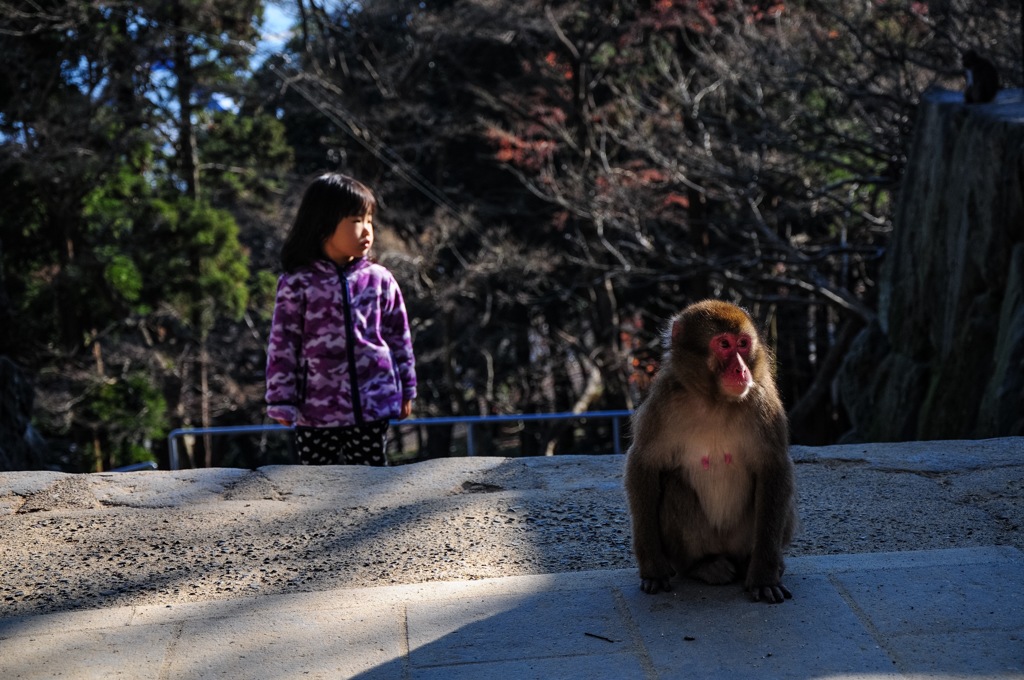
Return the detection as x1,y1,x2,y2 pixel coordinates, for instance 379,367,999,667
710,332,754,400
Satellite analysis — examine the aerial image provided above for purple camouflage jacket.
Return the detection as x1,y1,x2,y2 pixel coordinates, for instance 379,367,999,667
265,258,417,428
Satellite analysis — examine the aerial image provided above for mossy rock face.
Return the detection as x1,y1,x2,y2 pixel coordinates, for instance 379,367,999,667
840,89,1024,442
839,325,929,443
0,357,45,471
0,242,43,470
978,244,1024,436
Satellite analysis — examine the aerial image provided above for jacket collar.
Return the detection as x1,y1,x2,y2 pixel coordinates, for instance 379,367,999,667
309,257,371,276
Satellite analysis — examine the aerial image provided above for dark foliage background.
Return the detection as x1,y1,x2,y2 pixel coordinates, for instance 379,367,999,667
1,0,1020,470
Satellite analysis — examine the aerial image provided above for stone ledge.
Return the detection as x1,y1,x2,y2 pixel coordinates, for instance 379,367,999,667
0,438,1021,620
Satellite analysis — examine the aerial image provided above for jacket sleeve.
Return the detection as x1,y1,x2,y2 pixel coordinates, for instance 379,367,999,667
381,272,417,401
265,274,304,423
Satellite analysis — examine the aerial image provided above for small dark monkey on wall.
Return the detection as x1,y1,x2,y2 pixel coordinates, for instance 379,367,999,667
962,49,999,104
624,300,796,603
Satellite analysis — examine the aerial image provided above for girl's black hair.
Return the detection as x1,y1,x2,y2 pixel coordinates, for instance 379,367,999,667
281,173,376,272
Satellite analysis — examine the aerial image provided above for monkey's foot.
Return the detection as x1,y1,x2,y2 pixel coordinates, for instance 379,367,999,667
747,581,792,604
639,575,673,594
688,556,737,585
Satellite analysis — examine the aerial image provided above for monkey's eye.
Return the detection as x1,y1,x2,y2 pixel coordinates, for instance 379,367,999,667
718,338,731,350
737,337,750,349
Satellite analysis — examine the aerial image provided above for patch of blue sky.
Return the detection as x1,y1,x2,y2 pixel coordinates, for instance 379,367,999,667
209,93,237,112
253,2,296,65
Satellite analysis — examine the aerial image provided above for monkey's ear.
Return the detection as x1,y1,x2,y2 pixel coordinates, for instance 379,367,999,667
671,318,683,344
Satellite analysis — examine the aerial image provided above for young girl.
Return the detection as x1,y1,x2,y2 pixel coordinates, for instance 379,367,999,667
265,173,416,465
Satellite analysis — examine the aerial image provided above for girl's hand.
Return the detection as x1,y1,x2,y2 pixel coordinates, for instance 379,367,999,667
400,399,413,419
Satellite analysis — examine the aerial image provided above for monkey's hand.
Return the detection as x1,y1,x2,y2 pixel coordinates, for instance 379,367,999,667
745,559,791,603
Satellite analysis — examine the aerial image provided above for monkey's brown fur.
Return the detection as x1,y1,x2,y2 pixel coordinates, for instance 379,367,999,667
624,300,796,603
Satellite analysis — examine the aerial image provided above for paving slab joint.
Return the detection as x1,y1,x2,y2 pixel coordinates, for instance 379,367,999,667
612,586,659,679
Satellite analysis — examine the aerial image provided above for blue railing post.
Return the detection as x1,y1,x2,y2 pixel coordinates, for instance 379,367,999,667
167,424,294,470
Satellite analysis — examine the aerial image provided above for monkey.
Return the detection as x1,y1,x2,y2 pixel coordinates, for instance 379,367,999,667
962,50,999,104
623,299,796,603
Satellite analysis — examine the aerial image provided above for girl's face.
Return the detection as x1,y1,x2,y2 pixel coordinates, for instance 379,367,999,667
323,212,373,265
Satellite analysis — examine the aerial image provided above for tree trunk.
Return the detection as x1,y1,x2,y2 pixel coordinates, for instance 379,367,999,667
201,343,212,467
173,1,199,200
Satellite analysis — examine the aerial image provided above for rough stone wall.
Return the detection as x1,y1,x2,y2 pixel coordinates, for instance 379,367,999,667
839,88,1024,441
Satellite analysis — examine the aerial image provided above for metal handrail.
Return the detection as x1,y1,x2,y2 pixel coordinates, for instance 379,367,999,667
110,461,159,472
166,410,632,470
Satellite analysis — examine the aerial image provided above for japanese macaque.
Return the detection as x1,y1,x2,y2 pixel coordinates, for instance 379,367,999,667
963,49,999,104
624,300,796,603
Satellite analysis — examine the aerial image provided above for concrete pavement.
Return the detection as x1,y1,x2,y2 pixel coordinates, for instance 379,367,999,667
1,545,1022,679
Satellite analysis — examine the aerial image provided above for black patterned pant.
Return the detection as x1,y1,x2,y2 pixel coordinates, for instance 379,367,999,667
294,420,390,466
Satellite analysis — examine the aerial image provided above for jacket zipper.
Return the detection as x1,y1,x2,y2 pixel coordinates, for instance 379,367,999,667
339,267,364,424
